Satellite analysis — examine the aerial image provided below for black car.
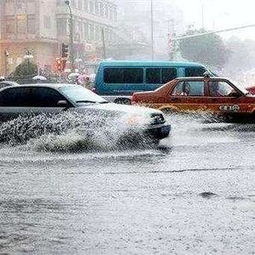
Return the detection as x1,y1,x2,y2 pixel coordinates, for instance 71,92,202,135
0,81,19,89
0,84,170,145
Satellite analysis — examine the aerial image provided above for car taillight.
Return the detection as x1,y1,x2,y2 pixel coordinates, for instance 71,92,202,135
131,94,138,104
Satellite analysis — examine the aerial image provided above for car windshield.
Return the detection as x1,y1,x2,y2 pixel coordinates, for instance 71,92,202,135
60,86,107,104
228,80,249,95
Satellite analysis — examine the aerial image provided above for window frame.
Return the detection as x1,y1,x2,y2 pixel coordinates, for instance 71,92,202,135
103,67,144,84
0,87,71,108
170,80,206,97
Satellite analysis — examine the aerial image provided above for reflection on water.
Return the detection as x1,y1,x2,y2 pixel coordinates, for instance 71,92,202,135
0,113,255,254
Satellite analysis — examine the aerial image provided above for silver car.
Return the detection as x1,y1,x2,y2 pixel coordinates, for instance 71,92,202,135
0,81,19,89
0,84,171,145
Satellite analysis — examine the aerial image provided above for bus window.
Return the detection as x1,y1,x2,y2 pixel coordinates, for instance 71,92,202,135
185,67,206,77
162,68,177,83
104,68,143,84
146,68,161,84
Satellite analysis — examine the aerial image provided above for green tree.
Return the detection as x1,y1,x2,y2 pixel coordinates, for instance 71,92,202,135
13,60,38,78
179,29,229,69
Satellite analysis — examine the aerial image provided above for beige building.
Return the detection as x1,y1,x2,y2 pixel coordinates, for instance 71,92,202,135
0,0,117,76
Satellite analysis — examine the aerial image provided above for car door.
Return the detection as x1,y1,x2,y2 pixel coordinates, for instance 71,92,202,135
206,80,245,114
168,80,208,112
0,87,32,121
29,87,71,114
0,87,71,122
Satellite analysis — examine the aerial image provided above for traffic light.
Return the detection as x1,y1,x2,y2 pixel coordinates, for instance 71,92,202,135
61,43,69,58
55,58,67,72
56,58,63,71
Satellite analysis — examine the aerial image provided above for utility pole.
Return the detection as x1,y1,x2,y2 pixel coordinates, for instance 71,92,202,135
166,19,175,60
4,50,9,77
150,0,154,60
201,0,205,29
65,0,75,72
101,28,106,59
173,24,255,41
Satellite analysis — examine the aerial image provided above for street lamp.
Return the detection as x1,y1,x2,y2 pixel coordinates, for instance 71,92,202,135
4,49,9,77
64,0,75,72
24,50,34,73
150,0,154,61
75,58,82,72
23,51,33,61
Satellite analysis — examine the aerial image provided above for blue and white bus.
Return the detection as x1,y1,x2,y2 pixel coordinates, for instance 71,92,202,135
94,60,210,104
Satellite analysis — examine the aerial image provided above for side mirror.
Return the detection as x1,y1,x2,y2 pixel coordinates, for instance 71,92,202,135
57,100,69,107
229,91,241,98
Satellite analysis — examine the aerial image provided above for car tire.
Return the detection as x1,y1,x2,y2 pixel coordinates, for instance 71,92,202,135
161,108,176,115
114,98,131,105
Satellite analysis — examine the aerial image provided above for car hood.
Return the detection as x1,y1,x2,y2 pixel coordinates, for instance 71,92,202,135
75,103,162,116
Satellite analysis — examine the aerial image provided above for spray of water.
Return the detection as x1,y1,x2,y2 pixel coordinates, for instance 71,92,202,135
0,112,154,152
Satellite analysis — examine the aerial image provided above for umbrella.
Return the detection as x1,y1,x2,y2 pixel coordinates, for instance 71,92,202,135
32,75,47,81
68,73,80,79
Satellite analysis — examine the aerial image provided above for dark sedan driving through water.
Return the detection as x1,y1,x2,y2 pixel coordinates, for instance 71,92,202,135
0,84,170,146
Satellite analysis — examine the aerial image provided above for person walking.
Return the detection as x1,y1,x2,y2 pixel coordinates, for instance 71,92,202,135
84,77,93,90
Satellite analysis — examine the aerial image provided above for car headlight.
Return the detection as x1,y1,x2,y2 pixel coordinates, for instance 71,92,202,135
126,114,148,126
150,113,165,125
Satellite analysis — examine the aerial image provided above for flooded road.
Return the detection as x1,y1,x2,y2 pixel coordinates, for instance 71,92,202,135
0,115,255,254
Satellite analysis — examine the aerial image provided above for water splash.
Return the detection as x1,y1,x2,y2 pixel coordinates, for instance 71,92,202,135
0,112,153,152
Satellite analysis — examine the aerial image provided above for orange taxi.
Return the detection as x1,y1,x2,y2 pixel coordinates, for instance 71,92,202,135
131,76,255,121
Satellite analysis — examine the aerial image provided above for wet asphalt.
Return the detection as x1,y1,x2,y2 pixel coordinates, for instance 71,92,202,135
0,114,255,255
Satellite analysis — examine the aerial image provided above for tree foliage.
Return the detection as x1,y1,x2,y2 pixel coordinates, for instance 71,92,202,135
13,60,38,78
179,29,229,69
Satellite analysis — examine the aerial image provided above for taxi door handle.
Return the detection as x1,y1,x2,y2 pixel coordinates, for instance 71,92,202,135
170,98,179,102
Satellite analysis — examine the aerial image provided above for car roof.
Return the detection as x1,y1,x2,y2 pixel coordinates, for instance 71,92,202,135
175,77,230,81
2,83,77,89
0,81,19,85
98,60,206,68
0,83,80,92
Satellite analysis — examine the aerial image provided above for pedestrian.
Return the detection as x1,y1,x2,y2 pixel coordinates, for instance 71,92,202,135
84,77,93,90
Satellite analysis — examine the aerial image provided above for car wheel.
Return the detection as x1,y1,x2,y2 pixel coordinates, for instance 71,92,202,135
161,108,176,115
114,98,131,105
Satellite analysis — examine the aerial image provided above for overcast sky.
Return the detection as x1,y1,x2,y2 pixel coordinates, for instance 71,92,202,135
173,0,255,39
116,0,255,39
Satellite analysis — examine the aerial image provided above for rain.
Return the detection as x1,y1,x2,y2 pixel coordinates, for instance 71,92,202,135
0,0,255,254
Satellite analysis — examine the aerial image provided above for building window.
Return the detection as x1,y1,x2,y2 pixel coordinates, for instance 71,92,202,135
95,1,99,15
16,0,26,10
109,8,113,20
56,0,62,6
5,0,15,15
99,2,104,16
88,23,94,41
84,22,89,40
113,7,117,21
104,4,108,18
95,25,100,40
89,0,95,14
84,0,88,11
5,16,15,34
17,15,26,34
27,15,36,34
73,0,77,8
78,0,82,9
76,21,83,41
57,18,67,36
43,16,51,29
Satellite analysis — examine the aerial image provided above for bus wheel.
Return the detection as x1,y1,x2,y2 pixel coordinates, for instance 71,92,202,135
114,98,131,105
161,108,176,115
